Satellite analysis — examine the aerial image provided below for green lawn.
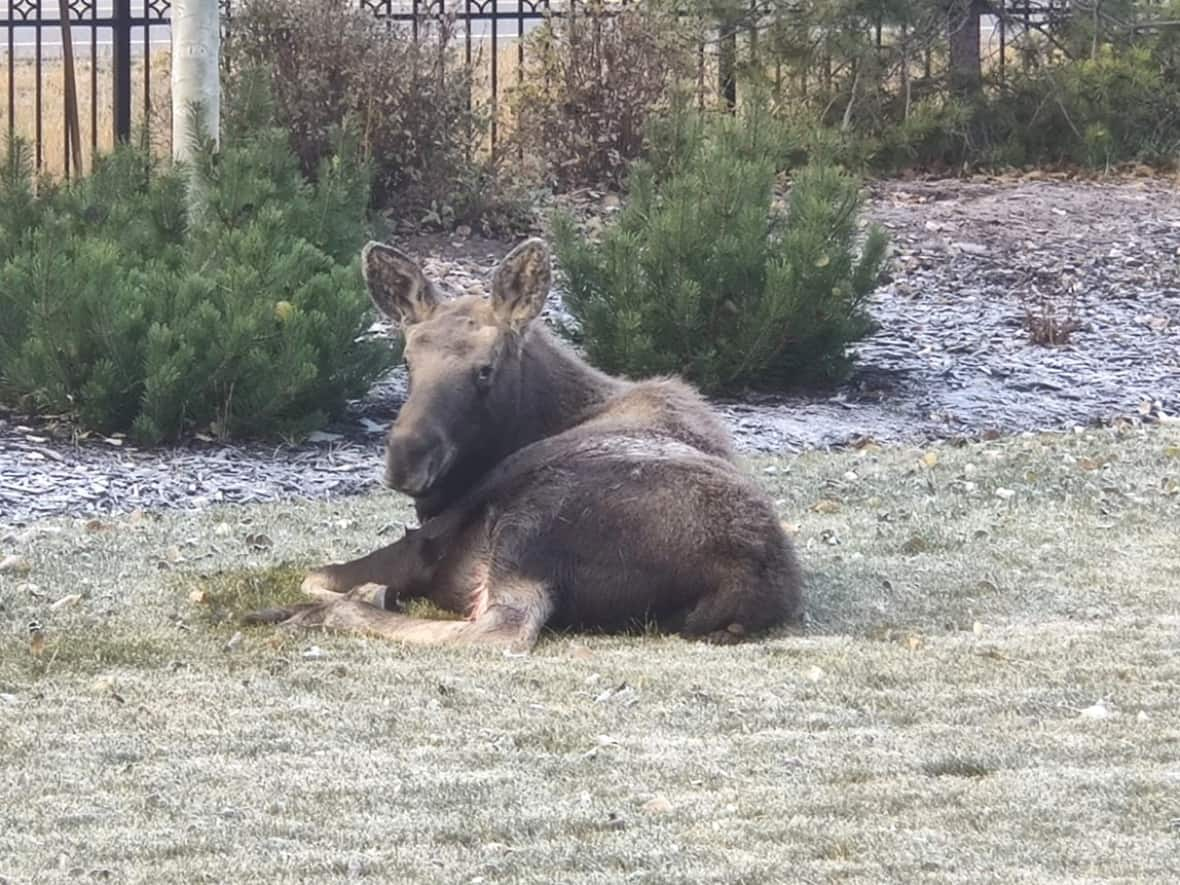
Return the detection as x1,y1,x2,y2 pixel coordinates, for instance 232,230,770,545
2,426,1178,883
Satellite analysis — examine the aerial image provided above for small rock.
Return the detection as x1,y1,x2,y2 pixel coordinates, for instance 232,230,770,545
307,431,343,444
641,795,674,815
1079,701,1112,721
994,488,1016,500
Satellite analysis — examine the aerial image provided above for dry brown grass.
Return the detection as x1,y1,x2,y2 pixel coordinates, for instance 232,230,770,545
1,425,1179,881
2,51,172,176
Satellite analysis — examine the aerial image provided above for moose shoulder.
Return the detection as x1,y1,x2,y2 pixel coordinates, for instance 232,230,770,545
247,238,803,648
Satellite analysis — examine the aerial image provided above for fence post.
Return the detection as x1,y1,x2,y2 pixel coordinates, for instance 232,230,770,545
112,0,132,143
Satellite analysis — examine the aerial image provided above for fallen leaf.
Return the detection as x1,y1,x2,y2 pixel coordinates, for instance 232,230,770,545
995,488,1016,500
50,593,82,611
223,632,244,652
84,519,113,533
814,254,830,268
779,521,800,536
810,499,841,514
188,589,208,605
28,621,45,657
921,451,939,468
0,555,31,575
900,535,930,555
569,645,593,661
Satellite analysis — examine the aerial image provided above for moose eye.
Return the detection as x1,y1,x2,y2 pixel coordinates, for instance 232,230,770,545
476,364,494,386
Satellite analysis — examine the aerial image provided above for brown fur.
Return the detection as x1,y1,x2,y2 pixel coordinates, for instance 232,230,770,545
246,239,803,649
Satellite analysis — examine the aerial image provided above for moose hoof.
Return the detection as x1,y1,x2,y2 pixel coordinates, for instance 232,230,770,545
301,567,347,600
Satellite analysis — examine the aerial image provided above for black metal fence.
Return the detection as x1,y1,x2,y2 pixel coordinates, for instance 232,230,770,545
0,0,1115,179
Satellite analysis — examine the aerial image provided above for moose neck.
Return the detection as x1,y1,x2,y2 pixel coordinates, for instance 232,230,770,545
508,325,622,449
411,324,622,522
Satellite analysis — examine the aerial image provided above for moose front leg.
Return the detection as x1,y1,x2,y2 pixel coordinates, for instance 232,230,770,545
300,535,427,603
250,578,553,652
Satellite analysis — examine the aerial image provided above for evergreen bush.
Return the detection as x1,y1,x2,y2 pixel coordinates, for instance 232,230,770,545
0,97,392,443
553,105,888,392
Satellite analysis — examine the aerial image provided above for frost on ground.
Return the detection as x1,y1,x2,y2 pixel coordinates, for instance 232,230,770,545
3,177,1179,523
1,426,1178,883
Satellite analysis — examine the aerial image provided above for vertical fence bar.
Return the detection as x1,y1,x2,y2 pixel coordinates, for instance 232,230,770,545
748,0,757,67
34,0,42,168
719,14,736,110
6,7,14,143
112,0,131,142
143,10,152,139
697,28,705,110
516,0,525,161
90,0,97,163
489,0,497,153
998,9,1006,89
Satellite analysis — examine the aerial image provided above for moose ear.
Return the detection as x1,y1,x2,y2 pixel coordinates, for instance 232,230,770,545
491,238,551,331
362,241,440,326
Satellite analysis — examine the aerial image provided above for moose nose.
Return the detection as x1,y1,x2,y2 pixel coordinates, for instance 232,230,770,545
385,428,452,496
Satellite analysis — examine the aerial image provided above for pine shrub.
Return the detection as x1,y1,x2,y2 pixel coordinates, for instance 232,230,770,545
553,105,888,392
0,100,392,443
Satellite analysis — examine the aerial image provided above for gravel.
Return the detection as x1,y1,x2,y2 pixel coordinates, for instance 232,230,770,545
2,175,1177,524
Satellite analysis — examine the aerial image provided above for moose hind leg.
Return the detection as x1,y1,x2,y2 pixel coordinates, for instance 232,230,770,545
675,557,803,644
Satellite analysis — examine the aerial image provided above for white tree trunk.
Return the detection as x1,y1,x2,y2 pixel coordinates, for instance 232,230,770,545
171,0,220,164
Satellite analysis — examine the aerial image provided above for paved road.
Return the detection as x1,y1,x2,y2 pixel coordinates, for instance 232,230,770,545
2,6,1012,60
2,1,549,58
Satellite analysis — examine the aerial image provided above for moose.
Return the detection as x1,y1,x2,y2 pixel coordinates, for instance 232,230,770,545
246,238,804,649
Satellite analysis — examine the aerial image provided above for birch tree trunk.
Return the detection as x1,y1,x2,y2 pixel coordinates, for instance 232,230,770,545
171,0,220,164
